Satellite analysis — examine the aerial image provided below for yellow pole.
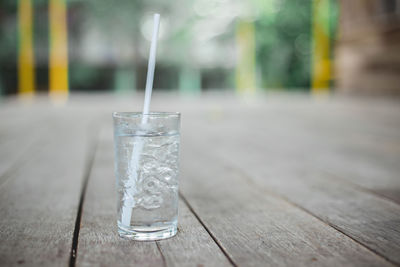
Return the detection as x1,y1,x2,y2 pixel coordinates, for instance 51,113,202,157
235,20,256,94
18,0,35,97
49,0,69,102
312,0,331,94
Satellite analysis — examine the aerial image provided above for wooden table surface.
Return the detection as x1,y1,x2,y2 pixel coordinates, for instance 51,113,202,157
0,93,399,267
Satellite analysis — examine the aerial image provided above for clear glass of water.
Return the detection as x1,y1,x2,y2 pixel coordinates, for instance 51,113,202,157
112,112,180,240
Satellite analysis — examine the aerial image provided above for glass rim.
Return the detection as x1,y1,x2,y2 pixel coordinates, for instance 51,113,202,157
112,111,180,119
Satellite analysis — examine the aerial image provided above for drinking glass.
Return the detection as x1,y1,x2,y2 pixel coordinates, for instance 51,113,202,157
113,112,180,240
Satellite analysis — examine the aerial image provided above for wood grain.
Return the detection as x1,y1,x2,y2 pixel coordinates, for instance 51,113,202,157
179,137,390,266
0,111,95,266
0,110,46,186
181,104,400,265
275,102,400,203
1,95,399,266
157,198,232,267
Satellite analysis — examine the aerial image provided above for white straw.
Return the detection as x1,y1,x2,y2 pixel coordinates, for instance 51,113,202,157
121,13,160,226
142,13,160,123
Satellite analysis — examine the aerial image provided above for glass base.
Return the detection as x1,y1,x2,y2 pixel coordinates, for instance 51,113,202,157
118,222,177,241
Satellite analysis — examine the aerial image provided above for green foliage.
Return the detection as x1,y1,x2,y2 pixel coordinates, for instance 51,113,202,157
256,0,312,89
0,0,338,93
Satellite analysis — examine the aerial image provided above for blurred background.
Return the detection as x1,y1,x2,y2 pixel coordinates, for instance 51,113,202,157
0,0,399,98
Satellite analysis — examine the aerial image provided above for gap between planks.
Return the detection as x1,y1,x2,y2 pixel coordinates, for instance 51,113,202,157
179,192,238,267
69,127,99,267
155,241,167,267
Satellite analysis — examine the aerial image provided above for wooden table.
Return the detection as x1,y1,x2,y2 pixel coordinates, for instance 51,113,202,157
1,93,399,266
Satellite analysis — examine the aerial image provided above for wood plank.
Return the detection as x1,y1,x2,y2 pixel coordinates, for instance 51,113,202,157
0,109,46,184
76,127,164,266
271,101,400,203
179,135,390,266
76,125,231,266
157,198,232,267
288,105,400,203
182,106,400,265
184,100,400,203
0,110,95,266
